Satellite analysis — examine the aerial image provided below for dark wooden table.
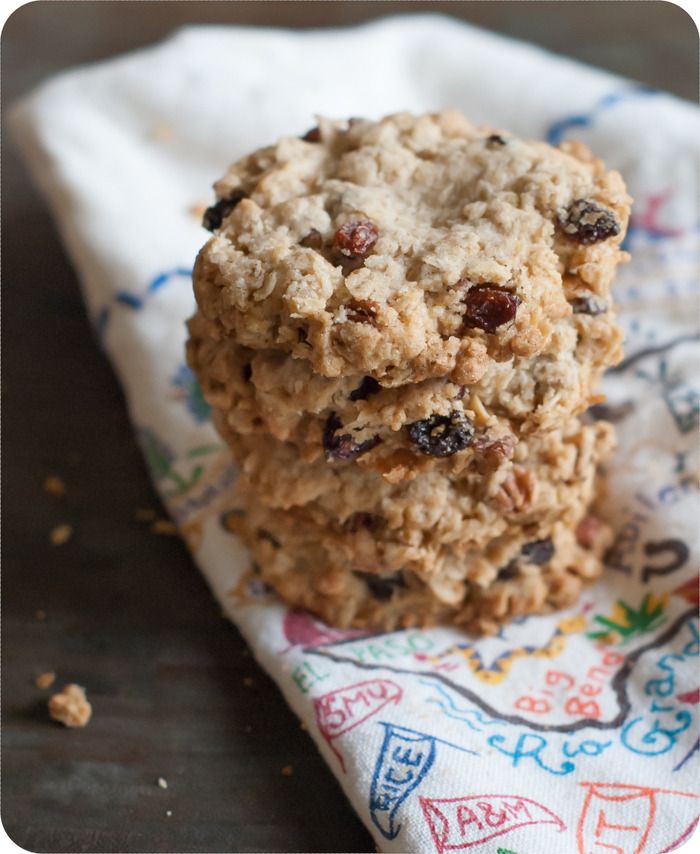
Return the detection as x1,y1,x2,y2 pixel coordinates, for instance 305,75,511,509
2,3,696,852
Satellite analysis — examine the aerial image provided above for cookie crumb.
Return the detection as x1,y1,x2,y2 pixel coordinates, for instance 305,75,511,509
43,475,66,497
150,122,173,142
135,507,156,522
281,764,294,777
34,609,47,621
165,810,173,817
157,777,168,789
48,684,92,728
188,202,207,220
242,676,253,687
50,524,73,546
151,519,178,536
299,722,307,731
35,671,56,689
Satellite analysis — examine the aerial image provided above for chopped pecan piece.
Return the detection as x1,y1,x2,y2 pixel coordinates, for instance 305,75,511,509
493,466,535,513
576,515,605,550
347,299,379,324
472,434,516,465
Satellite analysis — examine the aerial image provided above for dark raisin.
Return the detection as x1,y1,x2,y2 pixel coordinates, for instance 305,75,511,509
463,283,521,334
355,571,406,601
323,413,381,461
347,299,379,324
202,190,247,231
571,295,608,316
520,538,555,565
407,411,474,458
334,220,379,258
299,228,324,250
343,513,385,534
349,376,381,401
486,133,507,147
335,254,366,276
301,126,321,142
497,561,520,581
587,400,635,423
242,363,252,382
257,529,280,548
559,199,620,245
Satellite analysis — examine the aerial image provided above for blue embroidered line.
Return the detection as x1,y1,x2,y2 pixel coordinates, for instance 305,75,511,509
148,266,193,293
115,292,143,309
96,266,194,338
546,84,658,146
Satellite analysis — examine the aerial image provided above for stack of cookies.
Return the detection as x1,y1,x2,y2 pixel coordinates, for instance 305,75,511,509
187,111,631,633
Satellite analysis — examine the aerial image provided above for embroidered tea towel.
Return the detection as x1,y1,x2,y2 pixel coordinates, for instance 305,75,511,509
11,16,700,853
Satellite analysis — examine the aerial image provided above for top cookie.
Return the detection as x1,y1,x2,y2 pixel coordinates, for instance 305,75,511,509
193,111,630,384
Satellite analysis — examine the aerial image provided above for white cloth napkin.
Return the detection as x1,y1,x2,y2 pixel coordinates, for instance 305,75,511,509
12,16,700,853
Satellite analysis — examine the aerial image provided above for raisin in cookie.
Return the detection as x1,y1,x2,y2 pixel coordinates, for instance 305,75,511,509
220,417,614,562
192,111,630,387
188,110,627,633
189,308,620,480
234,500,611,633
